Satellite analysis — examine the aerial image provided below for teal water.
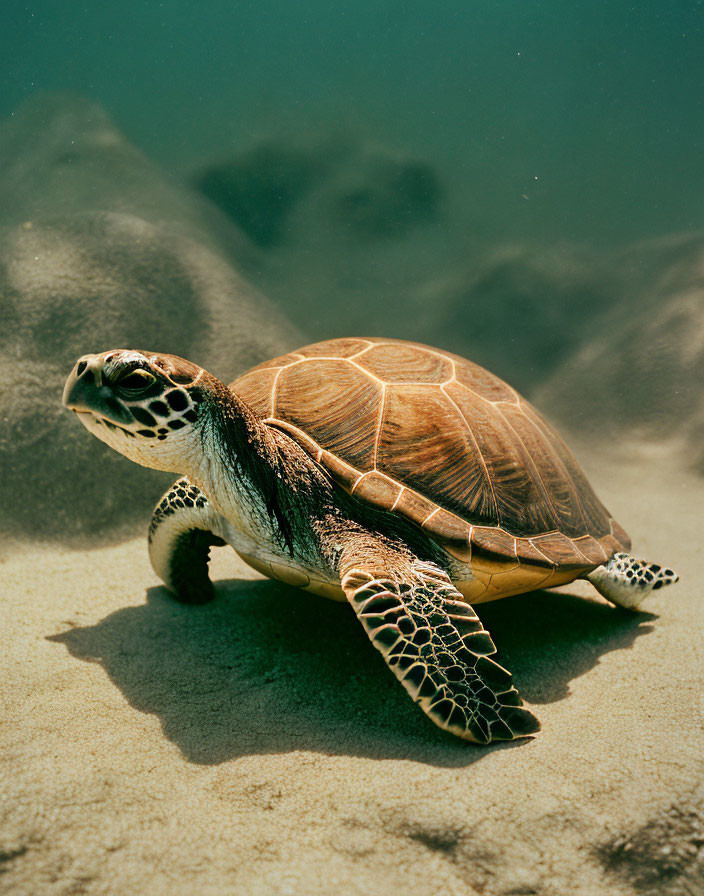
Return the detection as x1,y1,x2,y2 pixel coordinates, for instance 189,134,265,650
3,1,703,247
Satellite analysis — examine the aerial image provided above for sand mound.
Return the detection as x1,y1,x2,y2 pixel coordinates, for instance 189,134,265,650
0,94,300,542
536,233,704,470
409,242,615,392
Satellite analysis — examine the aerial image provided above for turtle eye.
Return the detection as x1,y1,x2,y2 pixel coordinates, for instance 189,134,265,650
115,368,156,394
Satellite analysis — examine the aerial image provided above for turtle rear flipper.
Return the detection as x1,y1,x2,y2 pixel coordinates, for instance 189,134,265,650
587,552,679,610
149,477,226,604
337,536,539,743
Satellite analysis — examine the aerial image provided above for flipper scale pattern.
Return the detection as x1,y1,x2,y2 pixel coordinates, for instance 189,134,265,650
341,561,539,743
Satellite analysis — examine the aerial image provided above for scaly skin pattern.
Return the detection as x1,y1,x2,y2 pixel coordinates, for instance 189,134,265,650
147,478,226,605
341,557,539,742
587,552,679,610
149,478,209,538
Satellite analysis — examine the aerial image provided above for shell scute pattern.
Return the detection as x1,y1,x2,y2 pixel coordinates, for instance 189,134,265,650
573,534,609,565
357,342,454,384
378,386,496,524
393,488,437,526
532,532,587,570
351,471,401,510
275,358,383,473
496,401,582,536
444,380,555,532
453,357,517,403
471,528,520,573
230,367,279,418
525,406,615,541
422,509,471,563
319,449,360,490
231,338,628,581
296,337,371,359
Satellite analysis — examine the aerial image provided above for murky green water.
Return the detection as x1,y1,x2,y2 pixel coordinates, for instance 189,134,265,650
3,2,703,246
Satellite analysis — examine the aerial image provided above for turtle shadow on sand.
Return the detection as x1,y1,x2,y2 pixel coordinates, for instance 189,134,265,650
49,578,655,767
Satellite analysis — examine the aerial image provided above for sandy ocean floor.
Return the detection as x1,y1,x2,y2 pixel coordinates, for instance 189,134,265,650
2,439,702,896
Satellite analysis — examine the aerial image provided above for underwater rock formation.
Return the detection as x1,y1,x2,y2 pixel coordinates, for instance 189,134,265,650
192,135,442,247
193,142,332,248
324,148,441,239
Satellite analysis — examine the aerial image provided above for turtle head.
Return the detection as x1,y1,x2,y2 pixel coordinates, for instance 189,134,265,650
63,350,220,473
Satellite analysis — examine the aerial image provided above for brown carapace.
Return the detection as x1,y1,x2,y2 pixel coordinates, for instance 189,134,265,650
233,337,631,604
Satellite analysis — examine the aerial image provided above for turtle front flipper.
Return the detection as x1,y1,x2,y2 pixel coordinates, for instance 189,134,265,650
337,539,539,744
149,477,226,604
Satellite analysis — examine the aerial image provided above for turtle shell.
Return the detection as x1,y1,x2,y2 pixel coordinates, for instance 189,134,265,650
231,338,630,586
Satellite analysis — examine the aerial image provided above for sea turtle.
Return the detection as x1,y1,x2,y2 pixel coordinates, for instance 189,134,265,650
62,338,678,743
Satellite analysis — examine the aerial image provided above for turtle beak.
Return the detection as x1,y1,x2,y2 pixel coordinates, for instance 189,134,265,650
63,354,133,425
